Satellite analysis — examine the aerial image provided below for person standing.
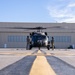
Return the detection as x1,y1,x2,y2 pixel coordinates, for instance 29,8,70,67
26,36,30,50
51,37,54,50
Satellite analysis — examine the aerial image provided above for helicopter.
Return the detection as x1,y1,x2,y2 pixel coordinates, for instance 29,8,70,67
27,27,50,50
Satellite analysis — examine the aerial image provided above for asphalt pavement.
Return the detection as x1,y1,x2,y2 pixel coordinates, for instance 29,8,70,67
46,56,75,75
0,48,75,75
0,56,36,75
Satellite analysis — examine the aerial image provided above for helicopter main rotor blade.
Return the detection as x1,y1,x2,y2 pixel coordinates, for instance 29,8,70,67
0,26,47,30
1,26,73,30
46,26,63,29
0,27,35,29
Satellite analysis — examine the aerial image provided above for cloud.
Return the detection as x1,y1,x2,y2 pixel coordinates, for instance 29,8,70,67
68,3,75,7
59,17,75,22
47,2,75,23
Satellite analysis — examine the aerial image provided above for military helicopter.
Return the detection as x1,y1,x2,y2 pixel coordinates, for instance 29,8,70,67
1,26,62,50
27,27,50,50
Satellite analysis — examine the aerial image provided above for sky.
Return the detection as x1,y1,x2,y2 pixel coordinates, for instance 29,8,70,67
0,0,75,23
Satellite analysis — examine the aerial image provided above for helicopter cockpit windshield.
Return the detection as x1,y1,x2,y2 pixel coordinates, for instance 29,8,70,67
32,35,46,41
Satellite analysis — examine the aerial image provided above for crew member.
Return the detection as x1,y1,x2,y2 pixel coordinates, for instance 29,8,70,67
26,36,30,50
51,37,54,50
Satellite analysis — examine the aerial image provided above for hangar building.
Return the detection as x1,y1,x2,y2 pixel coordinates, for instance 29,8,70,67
0,22,75,49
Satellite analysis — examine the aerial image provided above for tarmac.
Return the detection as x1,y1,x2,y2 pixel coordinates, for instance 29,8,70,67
0,48,75,75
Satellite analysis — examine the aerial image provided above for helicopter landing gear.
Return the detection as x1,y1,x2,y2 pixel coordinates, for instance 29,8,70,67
29,45,32,50
47,41,50,50
47,45,50,50
38,46,40,50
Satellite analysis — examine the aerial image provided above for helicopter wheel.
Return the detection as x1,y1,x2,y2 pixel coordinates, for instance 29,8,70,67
47,45,50,50
29,45,32,50
38,46,40,50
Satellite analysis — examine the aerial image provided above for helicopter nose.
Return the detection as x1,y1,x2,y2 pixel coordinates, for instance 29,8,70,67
38,40,41,42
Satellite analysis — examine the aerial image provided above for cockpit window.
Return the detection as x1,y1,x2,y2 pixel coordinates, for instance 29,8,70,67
32,35,46,41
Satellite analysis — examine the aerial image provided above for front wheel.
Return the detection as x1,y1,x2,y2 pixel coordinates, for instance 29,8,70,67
38,46,40,50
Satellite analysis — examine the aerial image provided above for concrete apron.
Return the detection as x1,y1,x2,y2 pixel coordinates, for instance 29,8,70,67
30,50,56,75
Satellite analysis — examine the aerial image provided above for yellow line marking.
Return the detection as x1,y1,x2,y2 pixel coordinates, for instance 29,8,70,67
29,50,56,75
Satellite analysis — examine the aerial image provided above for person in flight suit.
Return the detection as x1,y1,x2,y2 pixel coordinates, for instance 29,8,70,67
26,36,30,50
51,37,54,50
